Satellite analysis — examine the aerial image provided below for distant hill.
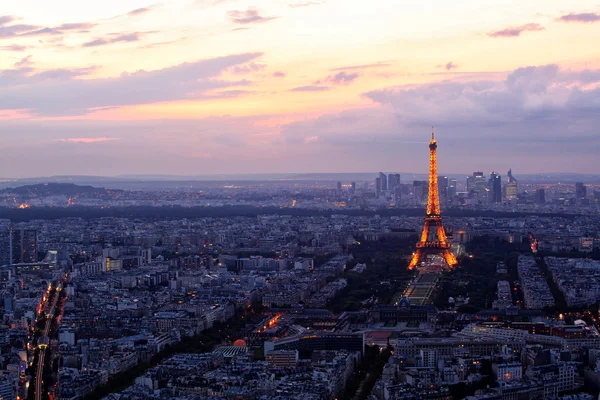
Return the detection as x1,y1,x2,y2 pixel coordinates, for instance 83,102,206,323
0,183,112,197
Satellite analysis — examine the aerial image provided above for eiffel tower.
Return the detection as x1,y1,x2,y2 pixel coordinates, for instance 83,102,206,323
408,128,458,270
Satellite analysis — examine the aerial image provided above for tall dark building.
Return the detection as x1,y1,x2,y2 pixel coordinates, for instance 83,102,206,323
394,187,402,204
388,174,401,192
336,181,342,192
534,189,545,204
438,176,449,205
375,177,382,198
413,180,428,202
379,172,387,191
1,229,38,265
489,172,502,203
350,181,356,194
576,182,586,199
0,230,11,266
448,179,457,200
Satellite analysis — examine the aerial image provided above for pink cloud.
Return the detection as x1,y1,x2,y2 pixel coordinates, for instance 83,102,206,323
304,136,319,143
488,23,544,37
58,137,118,143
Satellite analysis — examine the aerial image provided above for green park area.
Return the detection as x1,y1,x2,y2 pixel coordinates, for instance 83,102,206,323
433,235,526,312
327,236,417,312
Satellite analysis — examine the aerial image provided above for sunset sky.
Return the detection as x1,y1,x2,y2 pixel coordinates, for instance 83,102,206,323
0,0,599,177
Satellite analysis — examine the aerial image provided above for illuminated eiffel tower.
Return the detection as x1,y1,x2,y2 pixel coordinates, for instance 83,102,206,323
408,128,458,270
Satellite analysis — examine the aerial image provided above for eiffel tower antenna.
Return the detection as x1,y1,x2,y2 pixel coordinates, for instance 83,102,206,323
409,128,458,270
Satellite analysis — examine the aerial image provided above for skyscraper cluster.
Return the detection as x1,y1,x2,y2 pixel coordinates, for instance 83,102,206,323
375,172,401,200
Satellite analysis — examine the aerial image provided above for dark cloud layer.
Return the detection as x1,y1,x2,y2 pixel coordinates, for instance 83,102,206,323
0,53,261,116
279,64,600,173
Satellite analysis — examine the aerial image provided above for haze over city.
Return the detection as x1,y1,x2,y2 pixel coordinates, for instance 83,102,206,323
1,0,599,177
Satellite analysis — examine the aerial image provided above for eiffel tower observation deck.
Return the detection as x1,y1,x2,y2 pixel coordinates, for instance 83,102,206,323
408,128,458,270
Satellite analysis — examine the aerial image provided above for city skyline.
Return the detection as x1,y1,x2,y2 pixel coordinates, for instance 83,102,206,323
1,0,600,177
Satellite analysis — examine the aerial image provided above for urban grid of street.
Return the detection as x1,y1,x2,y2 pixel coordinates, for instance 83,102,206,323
0,166,598,400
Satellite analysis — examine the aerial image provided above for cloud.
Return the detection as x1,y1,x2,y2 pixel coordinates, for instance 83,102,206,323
488,23,544,37
0,66,97,88
558,12,600,23
327,71,359,85
273,71,286,78
230,62,266,74
363,64,600,135
0,52,261,116
227,8,277,24
289,1,326,7
0,24,40,38
277,65,600,173
0,19,96,39
58,137,118,143
83,32,148,47
443,62,458,71
0,16,17,26
289,85,330,92
56,23,96,31
128,7,154,16
0,44,27,51
21,27,56,36
303,136,319,143
329,62,391,71
15,55,32,68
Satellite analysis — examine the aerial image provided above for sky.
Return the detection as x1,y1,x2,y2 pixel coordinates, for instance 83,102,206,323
0,0,599,177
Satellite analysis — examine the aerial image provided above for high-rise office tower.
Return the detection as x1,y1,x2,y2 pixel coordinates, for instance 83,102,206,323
448,179,457,200
336,181,342,192
467,172,486,194
350,182,356,194
505,169,518,200
379,172,388,191
12,229,37,264
489,172,502,203
375,177,382,198
413,181,427,202
0,230,10,266
387,174,401,192
534,189,545,204
507,169,517,183
394,187,402,204
0,229,38,265
438,176,449,205
576,182,586,199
